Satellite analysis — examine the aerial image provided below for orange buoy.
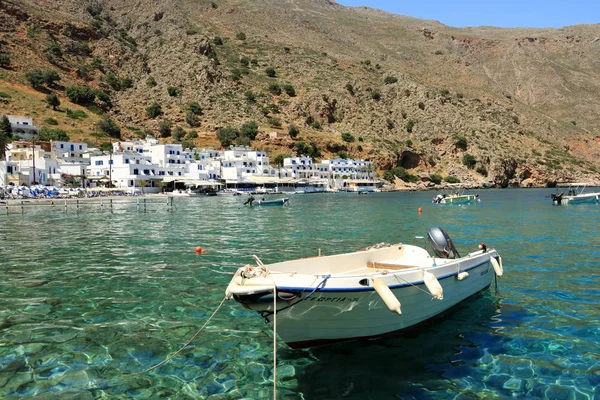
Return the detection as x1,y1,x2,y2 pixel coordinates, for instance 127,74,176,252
418,207,422,213
195,246,205,255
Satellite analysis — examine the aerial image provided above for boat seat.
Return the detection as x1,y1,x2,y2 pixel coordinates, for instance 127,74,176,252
367,261,416,270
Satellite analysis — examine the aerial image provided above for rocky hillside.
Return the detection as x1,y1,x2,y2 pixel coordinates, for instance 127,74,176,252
1,0,599,187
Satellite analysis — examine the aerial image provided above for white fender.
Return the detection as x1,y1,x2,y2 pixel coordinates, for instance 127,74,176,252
423,271,443,300
372,277,402,315
490,257,503,277
457,271,469,281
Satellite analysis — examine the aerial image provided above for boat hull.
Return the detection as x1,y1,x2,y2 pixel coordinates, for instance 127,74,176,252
562,193,600,204
229,248,498,348
250,198,289,206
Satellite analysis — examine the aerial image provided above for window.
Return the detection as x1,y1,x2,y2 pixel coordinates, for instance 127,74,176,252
95,160,104,166
125,159,130,164
133,168,139,174
79,145,82,150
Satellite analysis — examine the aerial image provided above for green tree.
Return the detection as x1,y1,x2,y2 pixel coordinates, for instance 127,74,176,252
383,166,418,183
384,76,398,84
96,116,121,139
371,91,381,101
0,115,11,159
462,154,477,168
341,132,355,143
94,90,112,108
265,67,276,77
240,120,259,140
268,83,281,95
106,73,121,90
430,174,442,184
0,53,10,68
213,36,223,45
288,124,299,139
38,127,70,141
273,154,286,168
240,56,250,67
386,118,394,129
158,120,172,137
418,102,425,110
455,136,468,151
406,119,415,133
146,103,162,118
216,127,239,148
345,83,354,95
444,176,461,184
245,91,256,103
65,85,96,104
185,111,200,127
236,32,246,40
45,92,60,110
167,86,182,96
146,76,157,87
25,70,45,89
172,126,186,142
43,70,61,86
282,84,296,97
186,102,202,115
186,130,198,139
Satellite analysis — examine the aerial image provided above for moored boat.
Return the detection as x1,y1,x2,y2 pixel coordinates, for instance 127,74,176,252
432,192,479,204
226,227,503,349
243,197,290,206
551,185,600,205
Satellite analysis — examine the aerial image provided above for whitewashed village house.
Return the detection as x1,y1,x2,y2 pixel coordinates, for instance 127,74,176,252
6,115,40,140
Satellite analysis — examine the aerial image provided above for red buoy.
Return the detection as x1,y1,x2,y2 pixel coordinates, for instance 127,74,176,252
418,207,422,213
195,246,204,255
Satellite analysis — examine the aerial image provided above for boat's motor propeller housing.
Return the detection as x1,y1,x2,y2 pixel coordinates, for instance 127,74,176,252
427,227,460,259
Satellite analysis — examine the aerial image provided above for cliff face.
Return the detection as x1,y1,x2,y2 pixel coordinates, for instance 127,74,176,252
1,0,599,186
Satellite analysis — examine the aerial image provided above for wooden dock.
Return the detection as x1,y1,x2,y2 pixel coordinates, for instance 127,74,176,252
1,196,175,215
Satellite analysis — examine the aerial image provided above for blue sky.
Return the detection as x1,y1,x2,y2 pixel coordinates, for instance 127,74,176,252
336,0,599,28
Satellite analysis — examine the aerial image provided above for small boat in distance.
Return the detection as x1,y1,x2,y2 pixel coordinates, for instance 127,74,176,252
550,185,600,205
243,196,290,207
217,188,243,196
226,227,503,349
432,192,479,204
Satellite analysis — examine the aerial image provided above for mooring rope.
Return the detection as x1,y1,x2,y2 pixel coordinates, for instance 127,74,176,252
391,272,433,297
271,277,278,400
134,296,227,375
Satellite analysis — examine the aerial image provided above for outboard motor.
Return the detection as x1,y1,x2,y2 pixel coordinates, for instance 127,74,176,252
427,227,460,259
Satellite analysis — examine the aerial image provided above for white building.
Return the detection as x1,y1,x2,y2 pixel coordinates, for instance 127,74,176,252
283,156,319,179
52,141,90,164
220,147,278,182
87,152,163,192
6,115,40,139
4,141,59,185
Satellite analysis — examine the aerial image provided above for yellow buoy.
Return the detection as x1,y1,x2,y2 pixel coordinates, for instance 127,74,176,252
372,277,402,315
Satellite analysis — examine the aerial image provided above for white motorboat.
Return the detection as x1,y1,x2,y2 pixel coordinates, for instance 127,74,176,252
217,189,243,196
226,227,503,349
243,197,290,207
432,192,479,204
551,185,600,205
170,189,201,197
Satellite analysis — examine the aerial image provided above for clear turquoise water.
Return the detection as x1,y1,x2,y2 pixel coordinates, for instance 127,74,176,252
1,189,599,399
